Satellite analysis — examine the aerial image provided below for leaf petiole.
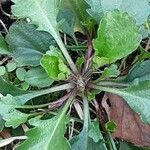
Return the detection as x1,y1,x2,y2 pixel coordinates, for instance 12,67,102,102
94,81,129,88
66,45,87,50
17,91,73,109
16,83,74,104
56,36,78,74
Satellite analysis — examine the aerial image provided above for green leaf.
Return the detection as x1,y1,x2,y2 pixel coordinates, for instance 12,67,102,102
105,121,117,133
89,120,103,143
6,62,17,72
93,10,141,64
0,34,10,55
12,0,78,73
99,81,150,124
100,65,120,80
0,95,29,128
140,25,149,39
16,68,26,81
84,0,103,23
16,101,71,150
6,23,56,53
71,129,105,150
46,46,65,62
13,47,43,67
57,9,77,44
85,0,150,25
92,56,109,69
4,110,29,129
0,78,70,105
0,66,6,76
60,0,89,32
21,82,29,91
41,55,70,80
0,115,5,132
124,60,150,83
24,67,54,88
0,77,28,96
136,49,150,62
12,0,60,39
6,23,56,67
75,57,84,71
71,98,106,150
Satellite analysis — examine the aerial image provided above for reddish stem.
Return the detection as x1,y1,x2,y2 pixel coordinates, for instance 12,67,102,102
48,90,76,110
83,36,93,74
93,99,107,129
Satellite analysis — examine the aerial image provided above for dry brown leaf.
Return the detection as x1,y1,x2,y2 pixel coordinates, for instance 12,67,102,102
102,93,150,147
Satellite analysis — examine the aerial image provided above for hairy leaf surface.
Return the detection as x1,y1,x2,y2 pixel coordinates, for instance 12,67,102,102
12,0,60,39
6,23,56,53
6,23,56,66
0,95,29,128
16,102,71,150
24,67,54,88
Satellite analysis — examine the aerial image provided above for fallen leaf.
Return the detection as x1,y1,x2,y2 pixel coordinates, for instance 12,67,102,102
102,93,150,147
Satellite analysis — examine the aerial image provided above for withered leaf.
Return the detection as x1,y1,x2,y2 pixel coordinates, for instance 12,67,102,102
102,93,150,147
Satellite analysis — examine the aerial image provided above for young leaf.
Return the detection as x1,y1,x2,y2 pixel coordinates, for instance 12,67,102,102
96,81,150,124
16,100,72,150
16,68,27,81
40,55,71,80
46,46,65,62
6,62,17,72
100,64,120,80
21,82,29,91
93,10,141,64
24,67,54,88
0,95,29,128
105,121,117,133
85,0,150,25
